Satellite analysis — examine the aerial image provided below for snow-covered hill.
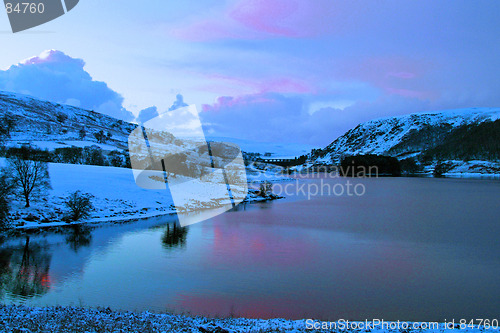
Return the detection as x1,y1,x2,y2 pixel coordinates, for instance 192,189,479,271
314,108,500,164
0,91,313,160
0,90,135,151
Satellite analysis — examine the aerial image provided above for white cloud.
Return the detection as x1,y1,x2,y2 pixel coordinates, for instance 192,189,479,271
0,50,134,122
136,106,159,124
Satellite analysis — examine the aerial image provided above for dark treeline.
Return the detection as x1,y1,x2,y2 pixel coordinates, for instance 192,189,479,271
422,119,500,162
0,145,131,168
388,123,454,156
340,154,402,177
0,145,246,183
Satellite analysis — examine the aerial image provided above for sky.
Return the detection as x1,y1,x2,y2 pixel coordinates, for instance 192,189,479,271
0,0,499,146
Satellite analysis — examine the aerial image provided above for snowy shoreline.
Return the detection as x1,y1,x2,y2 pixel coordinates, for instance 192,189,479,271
3,189,283,233
0,158,287,232
0,305,491,333
0,304,305,333
5,191,282,234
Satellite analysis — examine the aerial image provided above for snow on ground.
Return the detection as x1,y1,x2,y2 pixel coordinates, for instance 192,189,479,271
0,158,286,230
0,90,134,153
0,305,494,333
1,160,176,229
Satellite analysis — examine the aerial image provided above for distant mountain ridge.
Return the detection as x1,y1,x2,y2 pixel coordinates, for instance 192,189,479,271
314,108,500,164
2,91,499,177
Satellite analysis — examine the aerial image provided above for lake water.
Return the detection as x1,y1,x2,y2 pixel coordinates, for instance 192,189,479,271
1,177,499,321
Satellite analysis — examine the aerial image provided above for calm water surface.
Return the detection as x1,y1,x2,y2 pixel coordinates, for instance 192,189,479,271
1,177,499,321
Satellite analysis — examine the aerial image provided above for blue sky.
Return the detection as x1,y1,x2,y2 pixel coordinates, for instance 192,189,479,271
0,0,499,145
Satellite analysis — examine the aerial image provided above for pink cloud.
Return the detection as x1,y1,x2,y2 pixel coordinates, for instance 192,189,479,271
170,19,256,42
334,56,435,100
20,49,84,66
170,0,339,41
199,73,314,96
229,0,300,37
335,56,425,82
261,78,312,93
202,93,276,112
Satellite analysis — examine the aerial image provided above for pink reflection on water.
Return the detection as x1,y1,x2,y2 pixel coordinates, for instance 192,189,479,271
204,218,322,268
175,204,427,319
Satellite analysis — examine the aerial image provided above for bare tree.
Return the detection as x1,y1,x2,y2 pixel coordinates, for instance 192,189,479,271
64,191,94,221
7,157,51,208
0,113,15,143
0,170,13,227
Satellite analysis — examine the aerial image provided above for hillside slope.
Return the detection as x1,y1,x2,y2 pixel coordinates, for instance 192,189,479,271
423,119,500,161
310,108,500,177
0,91,135,151
314,108,500,161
